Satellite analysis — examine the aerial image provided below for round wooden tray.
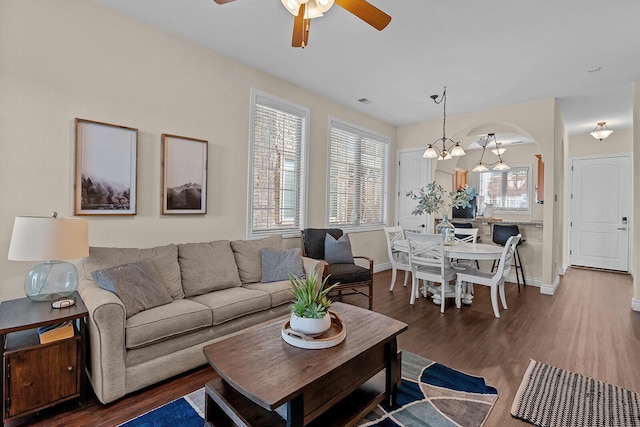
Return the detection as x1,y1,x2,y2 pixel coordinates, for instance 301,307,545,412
281,311,346,349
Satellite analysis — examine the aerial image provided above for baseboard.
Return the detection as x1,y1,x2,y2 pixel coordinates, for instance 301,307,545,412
374,262,391,273
540,275,560,295
558,264,569,276
505,274,541,288
632,298,640,312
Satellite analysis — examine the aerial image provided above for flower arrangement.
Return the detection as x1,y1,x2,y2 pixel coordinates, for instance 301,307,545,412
406,182,478,217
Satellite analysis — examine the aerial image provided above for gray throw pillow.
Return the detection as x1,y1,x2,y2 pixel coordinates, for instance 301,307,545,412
92,259,173,318
324,233,354,264
261,248,305,283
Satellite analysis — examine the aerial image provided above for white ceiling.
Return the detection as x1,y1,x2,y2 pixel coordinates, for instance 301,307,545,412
94,0,640,136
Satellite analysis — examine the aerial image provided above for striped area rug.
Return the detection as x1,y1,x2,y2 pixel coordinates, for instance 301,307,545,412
511,360,640,426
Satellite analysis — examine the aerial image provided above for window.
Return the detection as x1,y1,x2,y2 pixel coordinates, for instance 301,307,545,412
248,89,308,238
477,166,531,213
328,119,390,229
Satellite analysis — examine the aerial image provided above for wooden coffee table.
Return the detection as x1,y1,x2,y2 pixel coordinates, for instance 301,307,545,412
202,302,407,427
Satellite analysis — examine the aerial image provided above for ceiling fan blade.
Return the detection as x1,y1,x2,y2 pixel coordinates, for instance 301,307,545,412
334,0,391,30
292,4,310,48
213,0,237,4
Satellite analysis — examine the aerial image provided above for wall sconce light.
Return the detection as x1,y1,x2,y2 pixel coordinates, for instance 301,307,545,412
589,122,614,141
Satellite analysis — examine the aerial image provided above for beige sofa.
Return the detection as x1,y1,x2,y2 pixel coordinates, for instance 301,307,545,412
78,235,322,404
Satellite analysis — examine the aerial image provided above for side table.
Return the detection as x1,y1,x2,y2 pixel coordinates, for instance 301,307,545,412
0,292,88,426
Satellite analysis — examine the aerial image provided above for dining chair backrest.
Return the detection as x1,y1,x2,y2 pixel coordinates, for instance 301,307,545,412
494,234,521,280
454,227,478,243
407,233,446,272
383,226,406,263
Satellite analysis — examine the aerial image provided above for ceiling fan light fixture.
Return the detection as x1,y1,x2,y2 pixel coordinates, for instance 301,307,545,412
304,0,324,19
281,0,301,16
590,121,614,141
315,0,335,13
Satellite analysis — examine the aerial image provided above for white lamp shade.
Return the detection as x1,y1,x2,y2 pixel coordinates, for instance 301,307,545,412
491,147,506,155
8,216,89,261
450,144,465,157
493,162,510,171
472,163,489,172
304,0,324,18
281,0,301,15
590,129,614,140
423,146,438,158
315,0,335,13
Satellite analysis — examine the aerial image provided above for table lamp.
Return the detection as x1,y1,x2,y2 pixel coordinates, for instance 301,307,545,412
8,212,89,301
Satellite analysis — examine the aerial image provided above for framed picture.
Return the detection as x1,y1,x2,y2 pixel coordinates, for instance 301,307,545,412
162,134,208,214
74,118,138,215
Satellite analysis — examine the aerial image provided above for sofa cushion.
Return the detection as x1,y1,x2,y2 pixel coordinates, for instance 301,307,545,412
92,260,173,318
244,281,294,308
178,241,242,297
325,263,371,286
261,248,304,283
125,299,213,349
189,287,271,325
83,245,184,300
231,235,282,284
324,233,354,264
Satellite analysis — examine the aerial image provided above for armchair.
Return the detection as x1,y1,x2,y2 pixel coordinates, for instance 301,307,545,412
300,228,373,310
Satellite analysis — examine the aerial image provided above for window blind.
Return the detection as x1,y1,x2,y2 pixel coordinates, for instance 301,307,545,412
249,92,308,238
328,120,389,228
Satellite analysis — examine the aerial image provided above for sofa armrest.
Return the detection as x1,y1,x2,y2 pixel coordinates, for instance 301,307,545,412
78,277,127,404
302,256,325,279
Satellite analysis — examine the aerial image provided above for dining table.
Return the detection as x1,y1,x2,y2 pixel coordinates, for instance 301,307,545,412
392,237,505,305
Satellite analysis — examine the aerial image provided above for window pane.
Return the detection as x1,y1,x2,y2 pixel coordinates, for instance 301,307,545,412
328,121,389,228
249,91,308,237
477,166,530,212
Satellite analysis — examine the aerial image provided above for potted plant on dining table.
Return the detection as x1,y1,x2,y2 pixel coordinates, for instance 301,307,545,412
406,182,478,245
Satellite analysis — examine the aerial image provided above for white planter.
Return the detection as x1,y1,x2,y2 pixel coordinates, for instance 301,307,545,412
290,313,331,336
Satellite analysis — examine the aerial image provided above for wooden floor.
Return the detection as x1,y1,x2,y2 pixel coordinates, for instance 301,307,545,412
8,267,639,427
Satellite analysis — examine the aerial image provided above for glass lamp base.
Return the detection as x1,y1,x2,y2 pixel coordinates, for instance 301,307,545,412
24,261,79,302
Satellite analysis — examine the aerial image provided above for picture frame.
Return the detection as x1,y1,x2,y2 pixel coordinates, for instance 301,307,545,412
162,134,208,214
74,118,138,216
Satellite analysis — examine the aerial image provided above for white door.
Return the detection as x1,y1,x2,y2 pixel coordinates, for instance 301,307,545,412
569,155,630,271
397,149,431,233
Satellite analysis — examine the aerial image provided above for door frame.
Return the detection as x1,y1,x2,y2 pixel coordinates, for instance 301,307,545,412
395,147,432,230
568,153,633,273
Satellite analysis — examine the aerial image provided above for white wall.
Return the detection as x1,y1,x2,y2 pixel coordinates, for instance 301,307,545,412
634,82,640,307
0,0,396,301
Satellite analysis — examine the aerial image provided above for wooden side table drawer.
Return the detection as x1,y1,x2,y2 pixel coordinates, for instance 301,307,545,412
4,329,80,419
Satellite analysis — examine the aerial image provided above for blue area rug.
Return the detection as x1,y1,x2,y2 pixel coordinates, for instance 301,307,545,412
119,352,497,427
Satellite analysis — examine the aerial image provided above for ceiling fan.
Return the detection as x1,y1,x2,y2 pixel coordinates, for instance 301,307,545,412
213,0,391,48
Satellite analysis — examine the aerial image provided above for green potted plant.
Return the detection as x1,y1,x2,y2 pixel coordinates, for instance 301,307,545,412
288,272,338,336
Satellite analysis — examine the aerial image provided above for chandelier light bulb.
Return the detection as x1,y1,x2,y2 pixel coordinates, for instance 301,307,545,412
450,143,465,157
493,161,510,171
491,147,506,155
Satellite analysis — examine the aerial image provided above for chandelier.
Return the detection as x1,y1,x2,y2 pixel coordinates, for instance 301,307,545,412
281,0,335,18
589,121,614,141
472,133,510,172
423,86,465,160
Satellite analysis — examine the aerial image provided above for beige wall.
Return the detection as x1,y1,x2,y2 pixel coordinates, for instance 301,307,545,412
568,128,633,158
0,0,396,301
397,98,560,288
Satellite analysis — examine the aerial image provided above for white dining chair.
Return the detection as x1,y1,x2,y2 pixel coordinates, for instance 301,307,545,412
383,226,412,291
407,233,459,313
454,227,478,243
455,234,521,318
